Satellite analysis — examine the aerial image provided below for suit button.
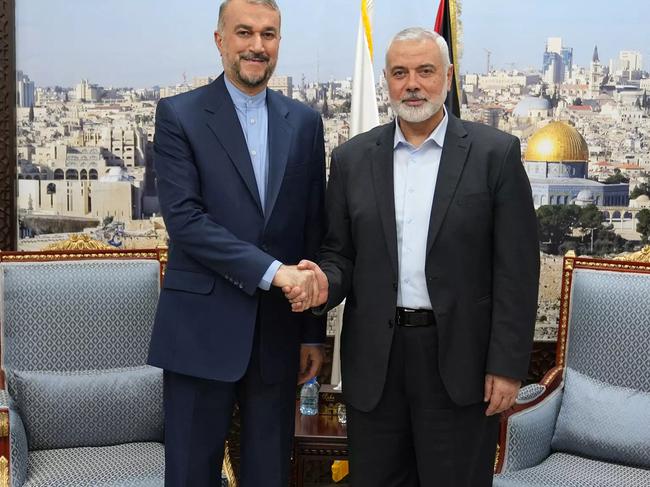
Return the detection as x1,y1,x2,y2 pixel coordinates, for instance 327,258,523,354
261,244,269,252
392,282,398,291
388,319,394,328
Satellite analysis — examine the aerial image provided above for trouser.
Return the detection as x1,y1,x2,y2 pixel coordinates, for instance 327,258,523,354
347,323,499,487
163,326,298,487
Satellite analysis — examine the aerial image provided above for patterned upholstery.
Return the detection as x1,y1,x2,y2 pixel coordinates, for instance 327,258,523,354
10,408,29,487
566,269,650,392
493,452,650,486
0,260,160,371
24,442,164,487
9,366,163,450
500,388,563,473
0,257,165,487
516,383,546,404
552,367,650,469
498,265,650,484
2,386,29,486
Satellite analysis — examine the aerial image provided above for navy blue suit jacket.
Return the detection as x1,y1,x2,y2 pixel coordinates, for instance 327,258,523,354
148,74,326,384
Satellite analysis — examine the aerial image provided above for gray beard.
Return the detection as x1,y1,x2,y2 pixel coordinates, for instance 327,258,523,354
232,60,276,89
390,98,440,123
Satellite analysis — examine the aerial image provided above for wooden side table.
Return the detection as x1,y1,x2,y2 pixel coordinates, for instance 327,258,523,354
292,401,349,487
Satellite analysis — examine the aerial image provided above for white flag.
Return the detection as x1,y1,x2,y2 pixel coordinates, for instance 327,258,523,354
331,1,381,389
350,0,379,138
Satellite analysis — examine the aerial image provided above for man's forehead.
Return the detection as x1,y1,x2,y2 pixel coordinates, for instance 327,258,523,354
387,40,441,67
222,1,280,26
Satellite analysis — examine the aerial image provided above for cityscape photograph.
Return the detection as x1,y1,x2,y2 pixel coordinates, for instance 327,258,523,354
14,0,650,342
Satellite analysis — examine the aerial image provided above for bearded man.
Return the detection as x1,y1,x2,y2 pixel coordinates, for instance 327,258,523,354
147,0,327,485
295,27,539,486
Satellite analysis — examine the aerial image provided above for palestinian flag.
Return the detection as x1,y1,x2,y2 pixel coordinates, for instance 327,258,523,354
434,0,461,117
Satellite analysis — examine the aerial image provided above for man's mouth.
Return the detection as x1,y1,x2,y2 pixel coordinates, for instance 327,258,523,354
241,55,269,64
403,98,426,106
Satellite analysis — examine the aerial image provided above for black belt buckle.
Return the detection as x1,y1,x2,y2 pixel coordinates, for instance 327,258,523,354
396,307,435,327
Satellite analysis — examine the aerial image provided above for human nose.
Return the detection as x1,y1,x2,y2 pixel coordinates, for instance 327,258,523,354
405,71,419,90
250,33,264,53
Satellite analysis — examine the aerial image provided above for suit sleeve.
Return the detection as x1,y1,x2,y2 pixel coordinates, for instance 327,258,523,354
154,97,275,296
486,137,540,380
300,115,328,343
314,147,355,315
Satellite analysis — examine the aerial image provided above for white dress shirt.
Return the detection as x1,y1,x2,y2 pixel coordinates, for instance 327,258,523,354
393,108,448,309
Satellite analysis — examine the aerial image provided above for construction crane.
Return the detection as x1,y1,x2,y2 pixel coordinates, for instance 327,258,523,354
484,49,492,74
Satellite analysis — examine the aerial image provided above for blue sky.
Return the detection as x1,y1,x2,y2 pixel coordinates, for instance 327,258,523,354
16,0,649,88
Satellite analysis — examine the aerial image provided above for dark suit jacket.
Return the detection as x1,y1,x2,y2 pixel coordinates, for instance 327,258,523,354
148,74,326,385
319,114,540,411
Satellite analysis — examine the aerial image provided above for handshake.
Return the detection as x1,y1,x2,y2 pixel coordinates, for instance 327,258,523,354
272,260,328,312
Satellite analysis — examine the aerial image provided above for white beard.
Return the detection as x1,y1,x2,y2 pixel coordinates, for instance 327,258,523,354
390,84,448,123
391,99,439,123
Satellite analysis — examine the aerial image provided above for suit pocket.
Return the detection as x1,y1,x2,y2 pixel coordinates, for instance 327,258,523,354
456,192,490,207
163,268,215,295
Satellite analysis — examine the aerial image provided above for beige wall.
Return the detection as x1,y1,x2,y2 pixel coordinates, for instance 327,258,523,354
18,179,135,221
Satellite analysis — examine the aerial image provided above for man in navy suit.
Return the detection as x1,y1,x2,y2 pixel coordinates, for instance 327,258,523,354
147,1,327,485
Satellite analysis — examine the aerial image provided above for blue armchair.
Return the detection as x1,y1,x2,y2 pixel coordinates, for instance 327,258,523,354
494,253,650,486
0,247,167,487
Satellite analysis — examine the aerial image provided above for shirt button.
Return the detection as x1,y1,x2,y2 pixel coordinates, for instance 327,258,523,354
409,159,416,164
250,118,256,124
409,188,415,194
407,219,413,224
251,150,257,156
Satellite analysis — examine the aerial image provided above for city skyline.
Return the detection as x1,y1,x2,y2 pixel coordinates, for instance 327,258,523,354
17,0,649,88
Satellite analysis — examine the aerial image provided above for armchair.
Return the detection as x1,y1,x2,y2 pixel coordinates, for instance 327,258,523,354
0,247,168,487
494,253,650,486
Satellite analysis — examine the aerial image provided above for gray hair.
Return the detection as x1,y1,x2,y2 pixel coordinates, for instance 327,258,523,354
385,27,451,70
216,0,281,33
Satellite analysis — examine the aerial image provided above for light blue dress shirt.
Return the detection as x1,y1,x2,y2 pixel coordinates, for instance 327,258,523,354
393,107,448,309
224,76,282,291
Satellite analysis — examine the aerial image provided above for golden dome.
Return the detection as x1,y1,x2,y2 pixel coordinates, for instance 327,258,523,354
524,121,589,162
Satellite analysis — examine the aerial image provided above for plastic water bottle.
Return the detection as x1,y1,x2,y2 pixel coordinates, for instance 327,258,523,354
299,378,319,415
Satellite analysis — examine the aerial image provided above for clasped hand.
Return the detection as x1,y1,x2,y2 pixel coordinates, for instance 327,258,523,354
272,260,328,312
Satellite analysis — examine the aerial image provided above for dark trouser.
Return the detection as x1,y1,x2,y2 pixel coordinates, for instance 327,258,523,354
347,323,499,487
163,328,298,487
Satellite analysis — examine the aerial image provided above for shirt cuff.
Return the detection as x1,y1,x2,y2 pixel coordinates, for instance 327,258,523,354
258,260,283,291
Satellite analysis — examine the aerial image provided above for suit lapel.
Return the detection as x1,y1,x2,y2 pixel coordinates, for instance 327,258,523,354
204,75,263,215
265,90,293,224
371,124,399,279
426,114,471,254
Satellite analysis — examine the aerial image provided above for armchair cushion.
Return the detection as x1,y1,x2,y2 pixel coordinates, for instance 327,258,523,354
494,452,650,487
551,367,650,469
24,442,164,487
9,365,163,450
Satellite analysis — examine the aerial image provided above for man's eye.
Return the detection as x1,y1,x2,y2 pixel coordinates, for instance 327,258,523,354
262,32,276,40
237,31,251,37
393,71,405,78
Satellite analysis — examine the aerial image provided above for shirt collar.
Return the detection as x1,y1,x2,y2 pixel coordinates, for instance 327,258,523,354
224,74,267,109
393,105,448,150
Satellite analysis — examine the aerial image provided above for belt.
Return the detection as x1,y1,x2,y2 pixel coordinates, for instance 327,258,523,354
396,307,435,327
